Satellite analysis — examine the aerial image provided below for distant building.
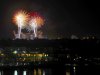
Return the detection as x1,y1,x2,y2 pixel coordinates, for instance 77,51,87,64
71,35,79,39
82,35,97,40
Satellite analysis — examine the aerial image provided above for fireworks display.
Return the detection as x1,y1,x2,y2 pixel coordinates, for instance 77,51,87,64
34,16,44,26
28,18,37,37
13,10,44,39
28,12,44,37
13,10,29,39
29,12,44,26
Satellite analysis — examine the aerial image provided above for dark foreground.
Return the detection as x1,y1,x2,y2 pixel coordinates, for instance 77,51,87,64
0,64,100,75
0,39,100,75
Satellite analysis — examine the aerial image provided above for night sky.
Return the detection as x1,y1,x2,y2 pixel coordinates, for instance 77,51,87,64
0,0,100,39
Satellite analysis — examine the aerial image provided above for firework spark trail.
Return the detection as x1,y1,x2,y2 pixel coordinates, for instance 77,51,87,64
29,18,38,37
28,12,44,37
13,10,29,39
17,14,24,38
33,19,38,37
13,11,44,39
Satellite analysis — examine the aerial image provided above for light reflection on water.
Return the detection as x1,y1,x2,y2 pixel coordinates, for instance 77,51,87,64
23,71,26,75
66,72,70,75
0,71,1,75
14,70,18,75
0,68,61,75
43,70,45,75
0,67,72,75
34,69,36,75
0,68,53,75
0,65,99,75
0,71,3,75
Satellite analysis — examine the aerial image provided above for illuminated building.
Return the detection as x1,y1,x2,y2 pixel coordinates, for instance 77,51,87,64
0,38,99,66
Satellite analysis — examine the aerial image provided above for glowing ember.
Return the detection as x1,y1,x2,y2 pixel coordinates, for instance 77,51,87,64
13,10,45,39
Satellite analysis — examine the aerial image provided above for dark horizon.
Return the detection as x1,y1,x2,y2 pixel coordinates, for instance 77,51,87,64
0,0,100,39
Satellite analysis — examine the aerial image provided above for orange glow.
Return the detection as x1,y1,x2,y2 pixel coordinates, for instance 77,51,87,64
13,10,29,28
34,16,44,27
